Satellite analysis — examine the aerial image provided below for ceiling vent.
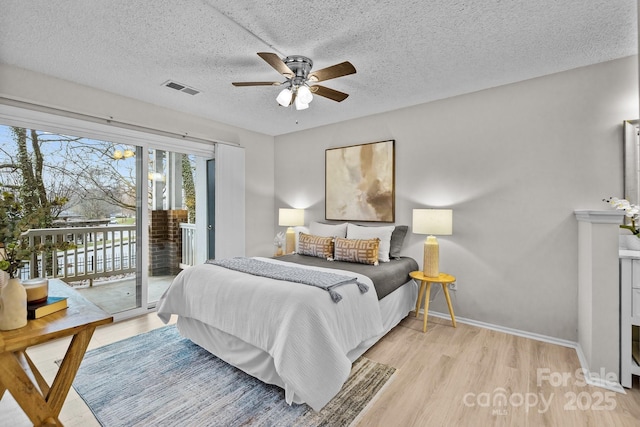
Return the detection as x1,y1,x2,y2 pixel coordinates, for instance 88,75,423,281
162,80,201,95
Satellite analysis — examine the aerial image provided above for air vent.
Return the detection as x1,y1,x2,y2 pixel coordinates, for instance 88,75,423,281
162,80,201,95
181,87,199,96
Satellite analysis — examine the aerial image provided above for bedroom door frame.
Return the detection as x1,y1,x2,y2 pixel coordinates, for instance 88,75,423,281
207,159,215,259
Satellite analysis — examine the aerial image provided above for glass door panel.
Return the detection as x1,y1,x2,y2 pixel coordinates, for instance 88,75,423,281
147,149,202,306
0,124,142,315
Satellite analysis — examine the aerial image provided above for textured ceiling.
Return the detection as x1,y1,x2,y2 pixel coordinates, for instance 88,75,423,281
0,0,637,136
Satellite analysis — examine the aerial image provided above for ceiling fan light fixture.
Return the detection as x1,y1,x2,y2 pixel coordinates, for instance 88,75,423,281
276,88,293,106
234,52,356,110
297,85,313,104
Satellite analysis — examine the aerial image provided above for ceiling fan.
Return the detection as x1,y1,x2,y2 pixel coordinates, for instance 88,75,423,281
232,52,356,110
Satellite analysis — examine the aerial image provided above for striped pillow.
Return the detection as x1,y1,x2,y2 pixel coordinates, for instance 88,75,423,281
297,233,334,259
334,237,380,265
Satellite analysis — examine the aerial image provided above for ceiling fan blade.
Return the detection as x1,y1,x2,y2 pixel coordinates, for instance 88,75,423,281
257,52,295,78
310,85,349,102
308,61,356,83
232,81,282,87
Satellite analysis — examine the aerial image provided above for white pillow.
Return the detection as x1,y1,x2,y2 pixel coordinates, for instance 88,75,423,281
309,221,348,238
346,223,395,262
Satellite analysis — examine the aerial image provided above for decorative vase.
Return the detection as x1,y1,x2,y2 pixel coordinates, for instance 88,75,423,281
0,273,28,331
624,235,640,251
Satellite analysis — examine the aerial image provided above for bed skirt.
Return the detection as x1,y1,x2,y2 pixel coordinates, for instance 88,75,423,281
176,278,417,406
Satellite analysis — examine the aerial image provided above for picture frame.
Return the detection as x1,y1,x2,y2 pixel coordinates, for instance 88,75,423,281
325,140,395,222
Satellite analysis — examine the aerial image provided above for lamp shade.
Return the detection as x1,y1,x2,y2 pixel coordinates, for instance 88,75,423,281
279,208,305,227
276,88,293,107
412,209,453,235
294,96,309,110
297,85,313,104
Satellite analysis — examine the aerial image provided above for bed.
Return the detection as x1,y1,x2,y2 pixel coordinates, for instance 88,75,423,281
157,227,418,411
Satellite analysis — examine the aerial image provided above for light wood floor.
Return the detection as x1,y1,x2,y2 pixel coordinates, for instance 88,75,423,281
0,314,176,427
1,312,639,427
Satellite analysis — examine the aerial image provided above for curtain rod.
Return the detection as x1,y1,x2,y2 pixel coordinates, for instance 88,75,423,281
0,96,240,147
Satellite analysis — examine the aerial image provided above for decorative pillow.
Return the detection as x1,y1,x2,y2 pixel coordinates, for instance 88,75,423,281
309,221,348,238
334,237,380,265
390,225,408,258
293,226,310,253
346,223,394,262
297,233,334,259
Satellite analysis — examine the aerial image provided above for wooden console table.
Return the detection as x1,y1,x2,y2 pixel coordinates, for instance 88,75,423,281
0,279,113,426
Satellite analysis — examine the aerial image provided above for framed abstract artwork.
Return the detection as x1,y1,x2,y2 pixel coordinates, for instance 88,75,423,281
325,140,395,222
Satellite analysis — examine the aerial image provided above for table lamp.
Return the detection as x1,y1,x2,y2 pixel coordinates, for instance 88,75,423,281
412,209,453,277
279,208,305,254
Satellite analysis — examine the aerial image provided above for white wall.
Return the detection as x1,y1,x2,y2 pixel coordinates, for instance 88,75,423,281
274,56,639,341
0,63,276,257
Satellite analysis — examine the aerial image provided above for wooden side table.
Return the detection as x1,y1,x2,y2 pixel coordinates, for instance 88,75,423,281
410,271,457,332
0,279,113,426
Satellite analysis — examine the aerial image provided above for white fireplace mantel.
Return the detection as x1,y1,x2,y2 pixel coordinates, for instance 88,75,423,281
574,209,624,391
575,210,626,224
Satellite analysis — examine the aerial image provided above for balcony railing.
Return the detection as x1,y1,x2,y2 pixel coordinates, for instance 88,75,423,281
179,222,196,269
22,225,137,285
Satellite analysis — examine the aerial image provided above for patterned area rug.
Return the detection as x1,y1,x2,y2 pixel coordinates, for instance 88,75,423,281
71,325,395,426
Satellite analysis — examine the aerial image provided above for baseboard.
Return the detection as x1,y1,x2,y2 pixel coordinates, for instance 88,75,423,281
574,343,626,394
423,309,626,394
424,309,576,348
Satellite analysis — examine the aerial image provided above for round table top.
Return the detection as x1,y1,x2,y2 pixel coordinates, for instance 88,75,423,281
409,271,456,283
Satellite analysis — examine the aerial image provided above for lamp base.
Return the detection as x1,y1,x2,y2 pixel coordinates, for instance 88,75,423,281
423,236,439,277
285,227,296,254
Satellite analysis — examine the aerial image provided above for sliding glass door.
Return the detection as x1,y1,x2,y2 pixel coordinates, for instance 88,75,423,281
0,123,212,318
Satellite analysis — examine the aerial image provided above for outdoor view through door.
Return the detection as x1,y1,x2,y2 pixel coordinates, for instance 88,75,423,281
0,124,202,316
147,148,198,308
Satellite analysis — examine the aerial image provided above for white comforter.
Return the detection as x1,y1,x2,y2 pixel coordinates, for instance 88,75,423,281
156,257,384,411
